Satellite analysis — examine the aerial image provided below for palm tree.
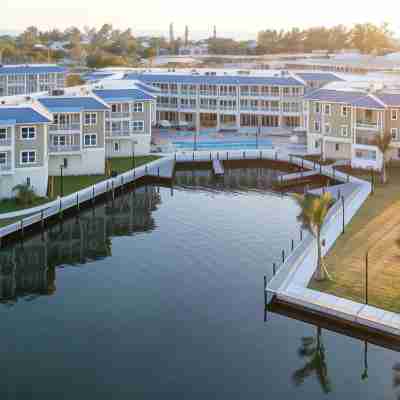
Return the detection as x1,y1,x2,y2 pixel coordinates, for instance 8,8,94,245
12,183,38,206
293,327,332,394
293,192,334,281
373,131,392,184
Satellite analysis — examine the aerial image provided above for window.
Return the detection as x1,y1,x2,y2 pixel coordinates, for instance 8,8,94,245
63,158,68,168
21,126,36,140
133,103,143,113
324,104,331,115
315,141,319,149
335,143,340,151
314,120,320,132
315,103,321,113
114,142,120,152
85,113,97,126
132,120,144,132
391,128,398,140
0,152,6,165
342,106,349,118
0,128,6,139
53,135,66,146
341,126,349,137
84,134,97,146
324,124,330,134
21,150,36,164
391,109,398,121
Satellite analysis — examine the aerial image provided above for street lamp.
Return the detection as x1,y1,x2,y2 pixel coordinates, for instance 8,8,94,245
59,164,64,197
131,139,137,170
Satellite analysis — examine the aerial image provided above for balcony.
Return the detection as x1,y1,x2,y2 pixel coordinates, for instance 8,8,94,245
49,124,81,134
49,144,81,153
110,112,130,119
106,129,132,137
180,91,197,96
355,134,378,146
200,91,217,96
200,104,217,110
0,162,12,172
0,137,11,147
180,104,196,110
356,120,379,130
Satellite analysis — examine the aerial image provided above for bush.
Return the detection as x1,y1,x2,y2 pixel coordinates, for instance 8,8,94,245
12,184,38,207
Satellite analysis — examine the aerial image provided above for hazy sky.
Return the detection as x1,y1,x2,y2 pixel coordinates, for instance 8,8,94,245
3,0,400,38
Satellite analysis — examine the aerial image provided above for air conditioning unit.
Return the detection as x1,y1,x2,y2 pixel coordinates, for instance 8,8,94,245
51,89,65,96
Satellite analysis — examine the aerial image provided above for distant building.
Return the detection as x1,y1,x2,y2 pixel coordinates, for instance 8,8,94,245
179,44,208,56
0,65,66,97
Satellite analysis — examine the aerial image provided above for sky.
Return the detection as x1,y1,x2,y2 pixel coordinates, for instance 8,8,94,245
2,0,400,40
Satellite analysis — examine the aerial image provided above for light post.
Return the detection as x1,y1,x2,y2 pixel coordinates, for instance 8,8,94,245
59,164,64,197
131,139,137,170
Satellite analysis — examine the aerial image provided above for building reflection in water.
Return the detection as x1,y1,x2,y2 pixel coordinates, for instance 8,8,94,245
0,186,161,304
174,166,283,192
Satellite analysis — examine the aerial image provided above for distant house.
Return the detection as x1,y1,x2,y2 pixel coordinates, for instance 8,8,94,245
49,41,70,52
179,44,208,56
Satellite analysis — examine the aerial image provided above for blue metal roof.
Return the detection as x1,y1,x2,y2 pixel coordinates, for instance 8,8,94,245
296,72,344,82
0,107,51,124
375,93,400,107
134,82,161,94
93,89,155,102
124,73,305,86
0,65,67,75
350,95,385,109
304,89,367,103
83,72,114,81
38,97,109,112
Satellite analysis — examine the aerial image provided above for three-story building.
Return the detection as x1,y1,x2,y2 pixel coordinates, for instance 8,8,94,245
0,105,51,199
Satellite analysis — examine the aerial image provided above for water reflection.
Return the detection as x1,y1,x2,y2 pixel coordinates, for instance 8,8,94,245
0,186,161,304
174,166,284,192
293,326,332,394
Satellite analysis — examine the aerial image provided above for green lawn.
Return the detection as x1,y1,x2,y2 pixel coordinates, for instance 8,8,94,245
51,156,160,198
310,165,400,312
0,197,49,214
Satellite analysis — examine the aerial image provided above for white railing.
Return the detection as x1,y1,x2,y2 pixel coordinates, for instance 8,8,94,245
0,138,11,146
49,144,81,153
49,124,81,133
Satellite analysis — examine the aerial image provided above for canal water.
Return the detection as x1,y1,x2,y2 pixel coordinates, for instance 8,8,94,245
0,167,398,399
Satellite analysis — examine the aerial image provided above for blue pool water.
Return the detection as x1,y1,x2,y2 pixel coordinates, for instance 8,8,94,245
173,139,274,151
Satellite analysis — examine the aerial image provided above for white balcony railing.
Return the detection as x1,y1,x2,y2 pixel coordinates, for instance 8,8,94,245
49,144,81,153
49,124,81,134
106,129,132,137
111,112,130,119
356,120,379,130
0,162,12,171
0,138,12,147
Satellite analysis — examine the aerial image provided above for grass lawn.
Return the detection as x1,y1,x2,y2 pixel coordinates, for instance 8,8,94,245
51,156,160,198
310,165,400,313
0,197,49,214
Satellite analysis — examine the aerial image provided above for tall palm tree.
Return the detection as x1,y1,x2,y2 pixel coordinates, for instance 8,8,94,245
293,192,334,281
373,131,392,184
293,327,332,394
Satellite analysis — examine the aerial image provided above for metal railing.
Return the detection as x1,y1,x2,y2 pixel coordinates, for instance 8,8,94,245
49,124,81,133
49,144,81,153
0,138,12,146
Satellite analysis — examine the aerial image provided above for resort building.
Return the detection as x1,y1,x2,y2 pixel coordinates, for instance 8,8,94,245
0,65,66,97
304,85,400,169
122,70,307,131
92,80,156,157
37,95,110,176
0,105,51,199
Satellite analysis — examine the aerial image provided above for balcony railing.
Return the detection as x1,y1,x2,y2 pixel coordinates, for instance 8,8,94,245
106,129,132,137
0,138,11,146
180,91,197,96
180,104,196,110
356,135,378,146
356,120,379,129
49,124,81,133
110,112,130,119
200,104,217,110
0,162,12,172
200,91,217,96
49,144,81,153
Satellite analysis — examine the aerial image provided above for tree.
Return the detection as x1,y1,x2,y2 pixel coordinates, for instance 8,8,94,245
12,183,39,206
293,327,332,394
373,131,392,184
351,23,393,54
293,192,334,281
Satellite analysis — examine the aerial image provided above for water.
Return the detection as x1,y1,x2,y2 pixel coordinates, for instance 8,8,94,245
173,139,274,151
0,167,399,399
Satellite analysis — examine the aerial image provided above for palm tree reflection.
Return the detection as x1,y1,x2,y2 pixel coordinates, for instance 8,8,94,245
293,326,332,393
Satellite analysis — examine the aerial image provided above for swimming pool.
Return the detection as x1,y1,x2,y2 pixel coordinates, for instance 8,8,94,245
173,139,274,151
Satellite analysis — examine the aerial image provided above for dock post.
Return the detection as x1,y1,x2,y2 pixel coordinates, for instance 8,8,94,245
342,195,345,234
158,167,160,177
314,160,316,169
76,193,80,210
92,186,95,204
289,154,292,164
282,249,285,263
193,152,195,161
273,263,276,275
291,239,294,251
301,158,304,169
300,229,303,241
347,174,350,183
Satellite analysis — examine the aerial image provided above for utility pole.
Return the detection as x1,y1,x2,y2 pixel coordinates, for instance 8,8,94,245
185,26,189,46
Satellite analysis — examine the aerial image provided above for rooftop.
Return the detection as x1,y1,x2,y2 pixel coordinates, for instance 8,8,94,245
38,96,110,113
93,89,155,102
0,106,51,125
0,64,67,75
